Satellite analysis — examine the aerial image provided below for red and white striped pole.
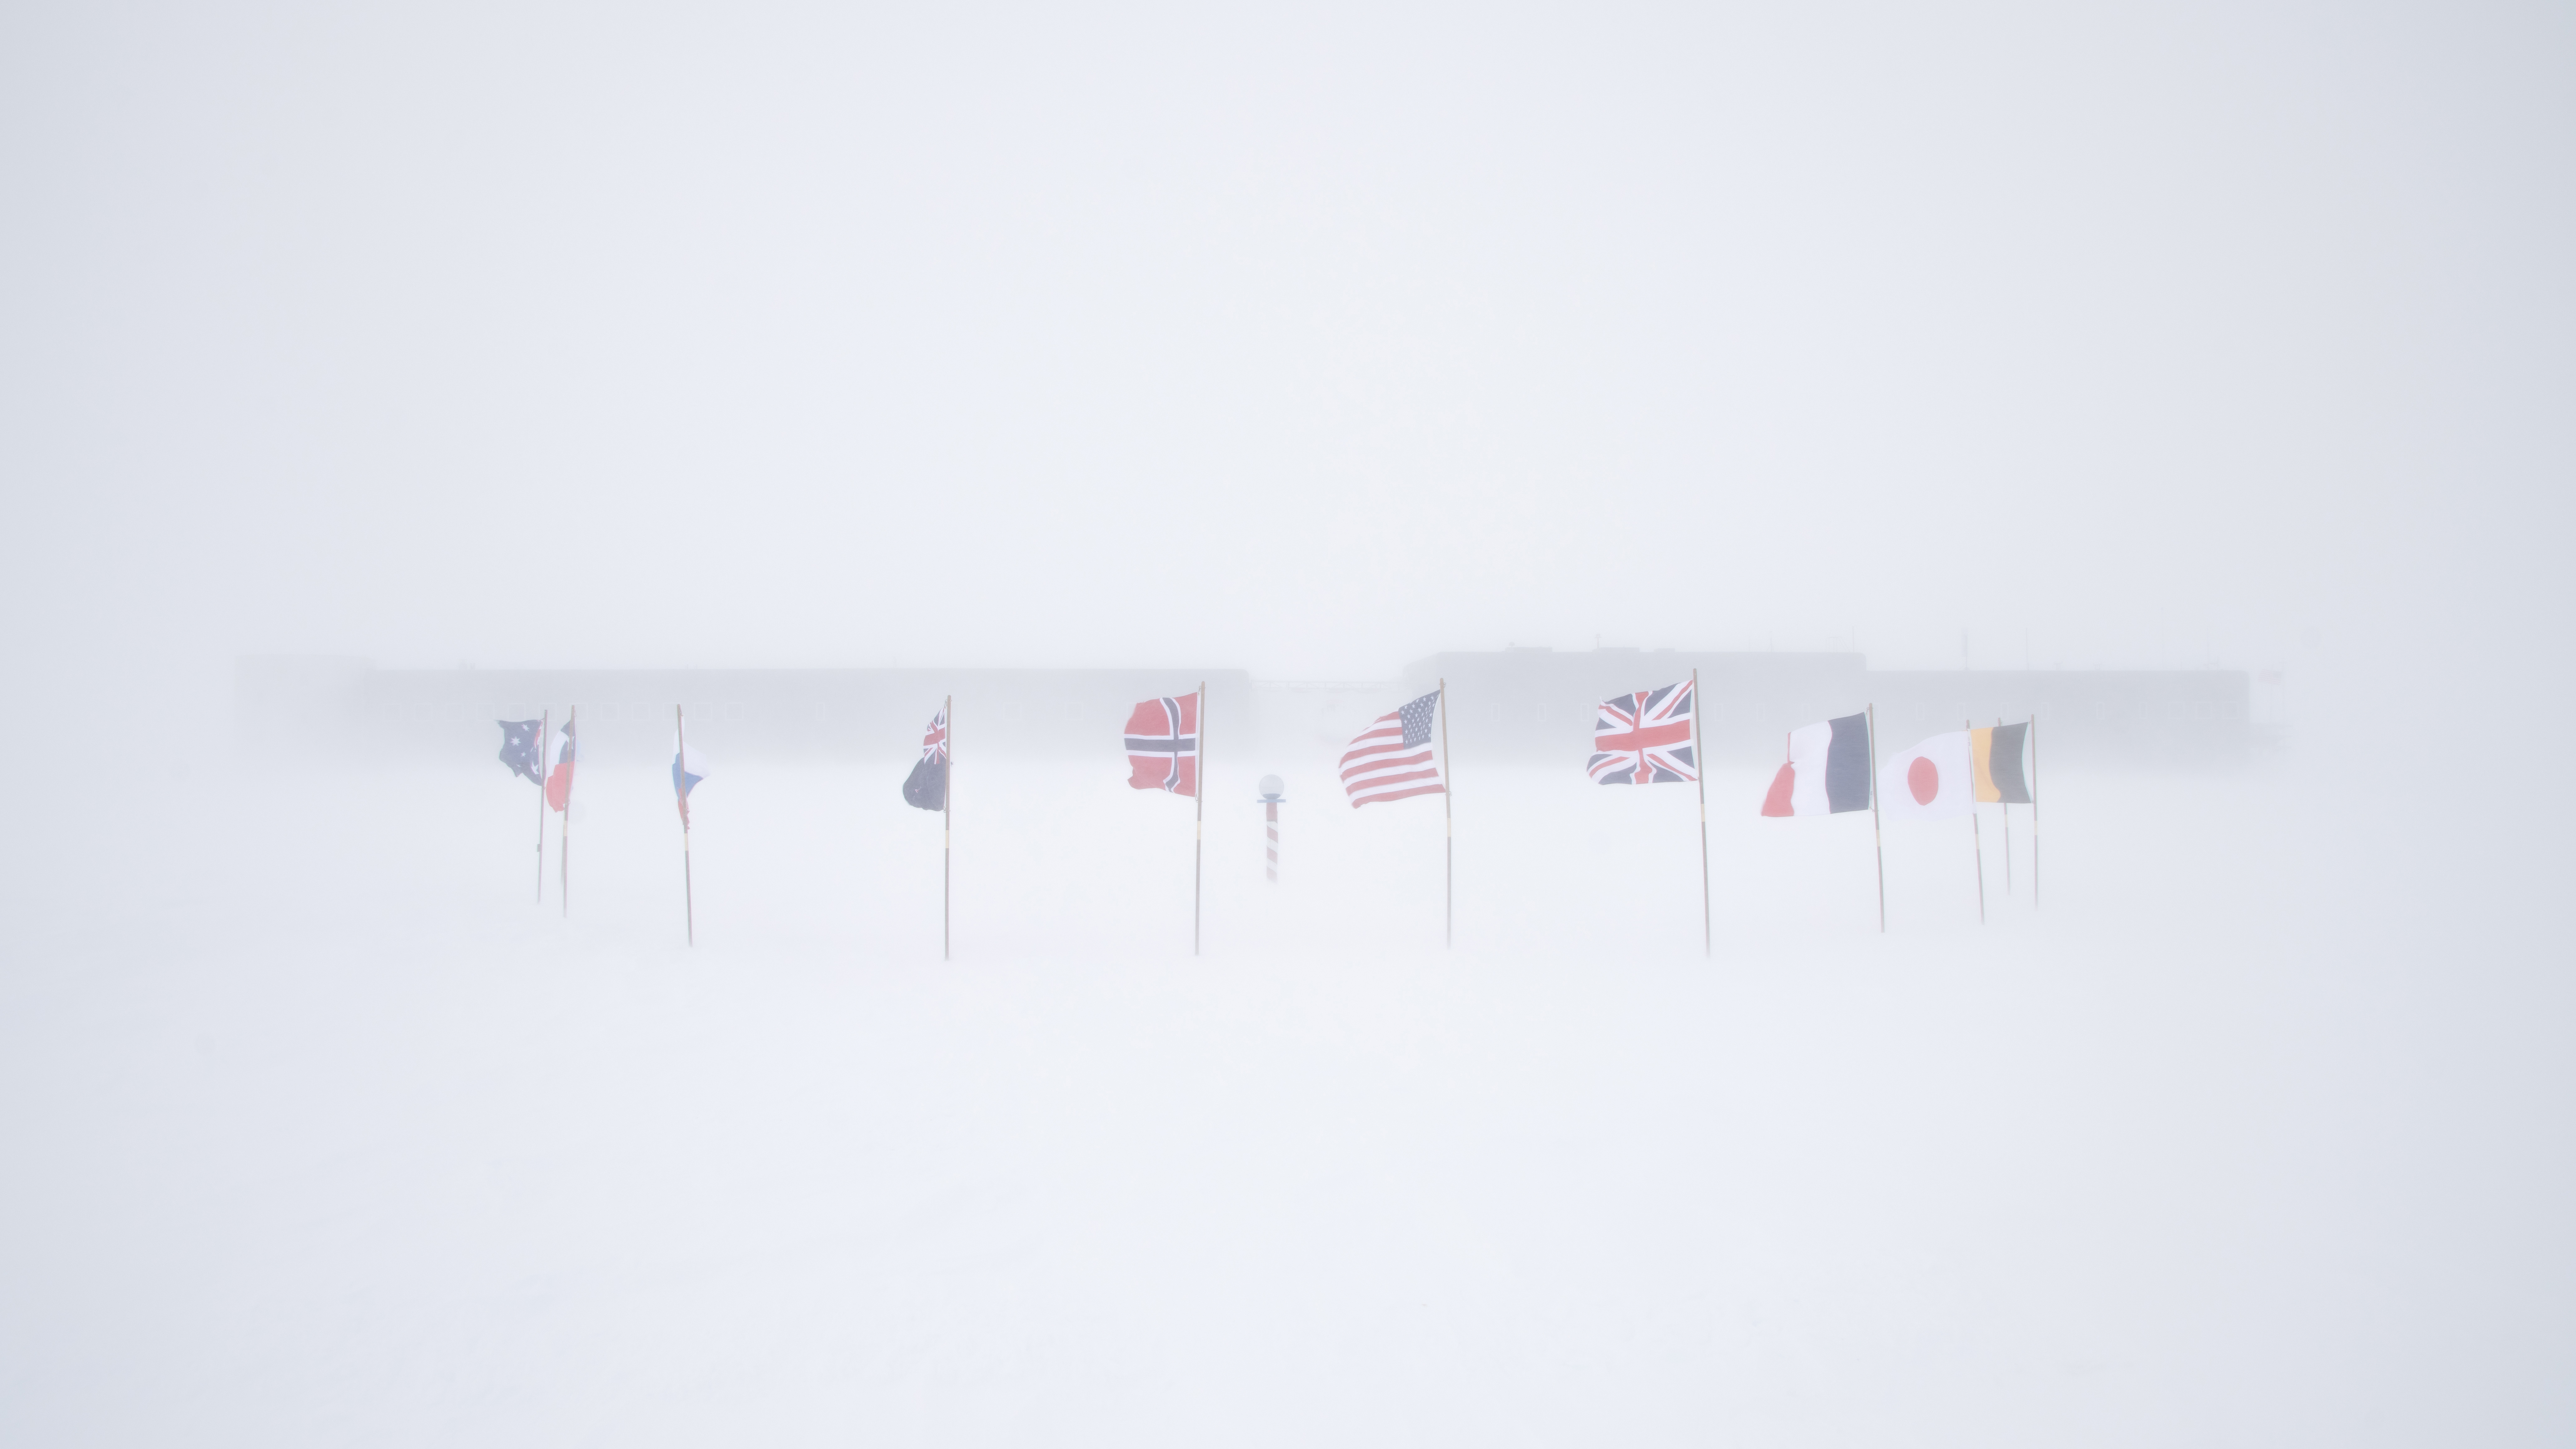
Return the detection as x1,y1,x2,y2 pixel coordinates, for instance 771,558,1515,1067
1258,774,1284,885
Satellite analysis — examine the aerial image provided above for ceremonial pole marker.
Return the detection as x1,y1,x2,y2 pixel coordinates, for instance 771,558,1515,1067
1257,774,1284,885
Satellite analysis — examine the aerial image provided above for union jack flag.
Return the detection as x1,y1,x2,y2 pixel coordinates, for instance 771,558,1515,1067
1124,692,1199,796
918,705,949,764
1590,680,1698,784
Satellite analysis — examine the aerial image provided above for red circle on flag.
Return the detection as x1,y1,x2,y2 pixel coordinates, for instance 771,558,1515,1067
1908,757,1939,805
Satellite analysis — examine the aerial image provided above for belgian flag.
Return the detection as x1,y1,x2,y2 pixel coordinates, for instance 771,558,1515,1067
1972,723,2032,804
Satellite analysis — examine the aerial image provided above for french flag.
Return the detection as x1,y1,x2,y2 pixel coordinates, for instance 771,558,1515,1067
1760,713,1873,816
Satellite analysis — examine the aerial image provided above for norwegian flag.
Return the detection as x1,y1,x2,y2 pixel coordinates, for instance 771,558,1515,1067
1124,692,1199,796
1589,680,1698,784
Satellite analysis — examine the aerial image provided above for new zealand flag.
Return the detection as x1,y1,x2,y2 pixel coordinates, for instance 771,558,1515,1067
902,705,949,811
497,719,545,785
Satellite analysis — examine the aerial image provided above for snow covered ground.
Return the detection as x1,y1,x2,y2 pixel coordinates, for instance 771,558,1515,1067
2,750,2569,1445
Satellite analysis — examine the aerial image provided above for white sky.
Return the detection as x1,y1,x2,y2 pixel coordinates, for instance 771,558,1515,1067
3,0,2568,687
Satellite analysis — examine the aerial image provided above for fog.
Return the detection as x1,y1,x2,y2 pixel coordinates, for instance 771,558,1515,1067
2,1,2571,1444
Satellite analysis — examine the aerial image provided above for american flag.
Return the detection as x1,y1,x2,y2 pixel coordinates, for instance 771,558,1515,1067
1590,680,1697,784
1341,691,1445,807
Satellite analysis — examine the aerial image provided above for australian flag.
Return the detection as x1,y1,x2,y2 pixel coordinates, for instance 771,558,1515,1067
1589,680,1698,785
902,705,949,811
497,719,545,785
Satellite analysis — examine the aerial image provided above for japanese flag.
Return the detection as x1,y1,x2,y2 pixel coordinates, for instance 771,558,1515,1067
1878,731,1974,820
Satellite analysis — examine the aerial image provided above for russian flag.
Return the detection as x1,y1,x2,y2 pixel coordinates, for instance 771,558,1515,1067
672,741,706,827
1760,713,1874,816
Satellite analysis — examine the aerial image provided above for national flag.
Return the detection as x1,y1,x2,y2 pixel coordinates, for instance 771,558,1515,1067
671,739,706,828
1878,730,1974,820
903,704,949,811
1341,692,1445,808
1124,693,1199,795
1760,713,1873,816
497,719,544,785
1589,680,1697,785
1972,722,2032,803
545,720,578,812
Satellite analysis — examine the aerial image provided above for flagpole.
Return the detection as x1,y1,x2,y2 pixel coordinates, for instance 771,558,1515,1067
1439,677,1453,951
560,705,575,918
676,704,695,947
1694,668,1710,959
1262,778,1280,886
1997,716,2012,895
1867,702,1885,933
1194,680,1206,958
943,693,952,963
1966,717,1985,926
535,708,549,904
2030,713,2042,909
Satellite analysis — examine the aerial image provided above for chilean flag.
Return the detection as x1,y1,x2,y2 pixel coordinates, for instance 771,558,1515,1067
545,719,578,812
1125,693,1199,796
1761,713,1874,816
1878,730,1975,820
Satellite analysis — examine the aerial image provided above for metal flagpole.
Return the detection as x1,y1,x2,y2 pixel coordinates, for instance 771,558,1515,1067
560,705,575,918
1193,681,1206,958
943,693,952,963
1867,702,1885,933
1439,678,1453,951
1966,717,1985,926
677,704,695,947
1694,668,1710,958
535,708,548,904
2030,713,2042,909
1997,716,2012,895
